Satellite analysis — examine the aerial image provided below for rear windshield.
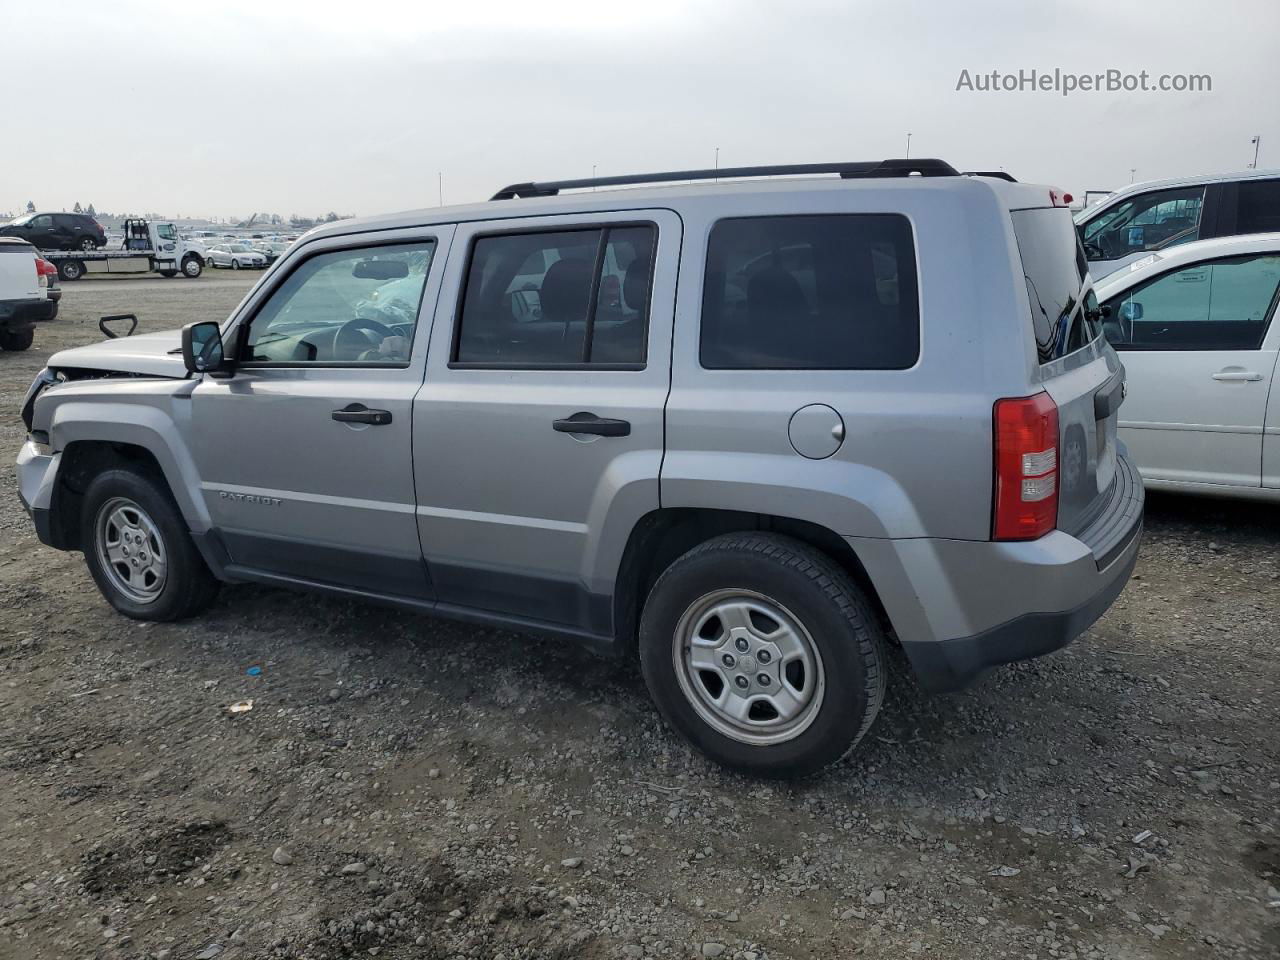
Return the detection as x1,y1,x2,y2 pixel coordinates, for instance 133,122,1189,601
1011,207,1100,363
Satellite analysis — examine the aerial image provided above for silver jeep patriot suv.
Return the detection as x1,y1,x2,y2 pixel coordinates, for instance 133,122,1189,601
17,159,1143,777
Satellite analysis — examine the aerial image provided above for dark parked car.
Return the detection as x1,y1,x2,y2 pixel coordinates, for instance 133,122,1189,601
0,212,107,251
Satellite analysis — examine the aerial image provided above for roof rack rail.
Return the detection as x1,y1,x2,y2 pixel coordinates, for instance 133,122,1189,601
964,170,1018,182
491,158,960,200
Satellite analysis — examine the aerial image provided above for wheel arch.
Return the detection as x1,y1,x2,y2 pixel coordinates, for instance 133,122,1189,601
46,403,211,549
612,508,893,656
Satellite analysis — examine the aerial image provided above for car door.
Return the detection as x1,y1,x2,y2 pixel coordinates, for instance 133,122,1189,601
190,226,454,598
413,210,678,638
1104,252,1280,488
27,215,58,249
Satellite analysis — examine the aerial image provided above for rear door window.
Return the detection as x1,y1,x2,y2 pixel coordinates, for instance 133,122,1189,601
699,214,919,369
1236,180,1280,234
1011,207,1099,363
453,225,655,367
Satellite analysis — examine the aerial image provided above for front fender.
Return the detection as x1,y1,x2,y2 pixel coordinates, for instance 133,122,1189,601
45,385,209,533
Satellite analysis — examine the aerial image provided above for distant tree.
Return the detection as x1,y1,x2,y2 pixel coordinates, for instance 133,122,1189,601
73,202,83,213
25,200,35,212
324,211,340,222
86,203,96,217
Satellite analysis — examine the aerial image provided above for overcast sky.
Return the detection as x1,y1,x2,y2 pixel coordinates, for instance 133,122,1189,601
4,0,1277,220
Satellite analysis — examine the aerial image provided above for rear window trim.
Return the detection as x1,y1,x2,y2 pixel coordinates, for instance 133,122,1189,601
698,211,922,372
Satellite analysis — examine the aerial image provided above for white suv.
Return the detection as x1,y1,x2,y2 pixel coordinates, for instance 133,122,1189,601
0,238,55,351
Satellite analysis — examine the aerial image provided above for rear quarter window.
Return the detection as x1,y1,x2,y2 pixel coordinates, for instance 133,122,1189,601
700,214,919,370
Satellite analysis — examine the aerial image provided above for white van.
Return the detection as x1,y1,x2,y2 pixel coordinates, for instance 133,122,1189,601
1076,169,1280,279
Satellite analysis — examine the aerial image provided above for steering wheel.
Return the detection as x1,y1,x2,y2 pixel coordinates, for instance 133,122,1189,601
335,317,395,361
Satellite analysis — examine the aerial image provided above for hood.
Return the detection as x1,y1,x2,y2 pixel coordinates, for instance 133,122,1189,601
48,329,189,378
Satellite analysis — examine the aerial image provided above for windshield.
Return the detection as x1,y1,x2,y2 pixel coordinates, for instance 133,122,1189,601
1011,207,1101,364
8,214,33,226
228,244,250,252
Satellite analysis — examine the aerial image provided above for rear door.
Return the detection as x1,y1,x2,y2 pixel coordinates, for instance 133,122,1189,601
1012,205,1124,533
1101,253,1280,487
413,210,678,637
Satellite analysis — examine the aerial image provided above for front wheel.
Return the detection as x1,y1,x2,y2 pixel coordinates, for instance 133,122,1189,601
182,255,203,278
81,468,220,621
231,259,241,270
0,327,35,351
639,533,886,778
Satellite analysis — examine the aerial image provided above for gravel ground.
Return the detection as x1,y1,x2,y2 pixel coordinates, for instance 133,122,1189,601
0,271,1277,960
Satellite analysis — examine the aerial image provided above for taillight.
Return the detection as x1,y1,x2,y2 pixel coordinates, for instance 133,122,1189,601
993,392,1059,541
34,258,55,288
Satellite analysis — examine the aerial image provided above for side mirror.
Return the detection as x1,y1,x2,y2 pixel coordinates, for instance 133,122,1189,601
1118,301,1143,323
182,321,225,374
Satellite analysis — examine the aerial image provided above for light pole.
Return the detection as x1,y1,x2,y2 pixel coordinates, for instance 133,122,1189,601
437,172,442,207
715,147,720,182
1130,168,1137,184
592,164,597,191
1249,135,1261,169
905,133,912,159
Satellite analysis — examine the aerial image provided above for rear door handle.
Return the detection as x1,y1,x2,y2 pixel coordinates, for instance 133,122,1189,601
1211,369,1263,382
553,412,631,437
332,403,393,425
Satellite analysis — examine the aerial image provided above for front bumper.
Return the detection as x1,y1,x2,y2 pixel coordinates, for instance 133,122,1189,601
852,451,1145,692
16,440,61,545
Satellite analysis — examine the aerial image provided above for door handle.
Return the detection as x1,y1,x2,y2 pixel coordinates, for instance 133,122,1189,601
1211,369,1263,382
552,412,631,437
332,403,392,425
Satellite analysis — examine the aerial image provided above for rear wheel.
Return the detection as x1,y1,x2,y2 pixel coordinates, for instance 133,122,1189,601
78,237,98,251
639,533,885,778
81,468,219,621
0,327,35,351
159,269,177,278
58,259,84,281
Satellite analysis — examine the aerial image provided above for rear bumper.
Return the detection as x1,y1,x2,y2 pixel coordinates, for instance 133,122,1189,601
0,297,54,328
852,451,1145,692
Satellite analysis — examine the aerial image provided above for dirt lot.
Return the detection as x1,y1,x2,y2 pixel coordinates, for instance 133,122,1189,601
0,270,1276,960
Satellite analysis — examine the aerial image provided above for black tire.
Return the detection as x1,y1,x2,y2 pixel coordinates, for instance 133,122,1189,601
80,467,220,622
182,255,203,278
0,327,35,351
58,260,84,281
639,533,886,779
231,259,241,270
159,269,178,278
79,237,98,251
